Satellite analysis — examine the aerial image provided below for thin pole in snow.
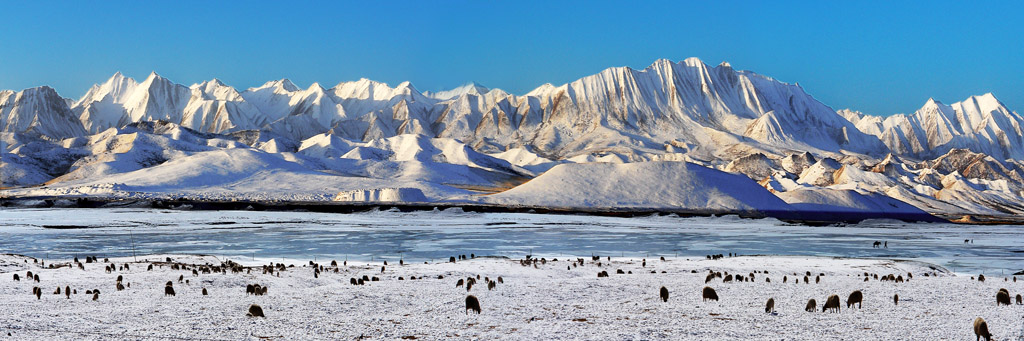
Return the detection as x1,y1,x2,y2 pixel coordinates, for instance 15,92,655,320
128,230,138,262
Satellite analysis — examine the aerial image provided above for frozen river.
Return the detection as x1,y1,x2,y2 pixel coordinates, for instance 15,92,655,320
1,207,1022,275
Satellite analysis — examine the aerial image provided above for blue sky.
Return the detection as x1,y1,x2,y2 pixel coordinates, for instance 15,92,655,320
1,1,1021,115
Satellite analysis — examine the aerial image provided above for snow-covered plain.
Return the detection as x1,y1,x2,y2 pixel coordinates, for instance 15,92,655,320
2,253,1023,340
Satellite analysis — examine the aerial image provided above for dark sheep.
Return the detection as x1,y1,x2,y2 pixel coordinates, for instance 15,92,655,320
805,299,817,312
894,294,899,306
497,277,503,284
783,276,787,283
487,281,496,291
246,284,255,295
449,257,456,263
815,275,820,284
147,264,153,271
803,276,809,284
466,281,474,291
847,290,863,309
456,279,464,288
996,289,1011,306
765,298,775,313
705,274,715,283
254,285,263,296
350,278,358,285
978,274,985,282
33,274,39,282
13,274,19,281
33,287,41,300
597,271,608,278
247,304,265,317
178,275,184,283
65,286,70,299
702,287,718,302
261,286,268,295
92,292,99,301
723,274,733,283
116,283,125,291
660,286,669,302
1016,294,1022,305
823,294,840,313
202,288,208,296
973,317,991,341
165,286,176,296
465,295,482,314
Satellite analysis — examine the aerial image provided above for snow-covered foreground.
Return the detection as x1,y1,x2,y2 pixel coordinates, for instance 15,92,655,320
1,253,1022,340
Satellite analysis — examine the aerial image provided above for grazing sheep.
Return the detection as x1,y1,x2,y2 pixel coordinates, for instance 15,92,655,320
783,276,787,283
996,290,1011,306
705,274,715,283
246,284,255,295
64,286,70,299
847,290,863,309
202,288,208,296
497,277,503,284
13,274,19,281
362,275,370,282
116,283,125,291
973,317,992,341
449,257,456,263
92,292,99,301
723,275,733,283
488,281,496,291
822,294,841,313
702,287,718,302
616,269,625,274
178,275,184,283
765,298,775,313
247,304,265,317
147,264,153,271
254,284,263,296
1016,294,1022,305
350,278,358,285
456,279,464,288
894,294,899,306
465,295,482,314
260,286,268,295
805,299,817,312
803,276,809,284
597,271,608,278
864,277,869,282
978,274,985,282
766,277,771,283
33,287,41,300
33,274,39,282
660,286,669,302
381,266,385,273
371,277,379,282
466,281,474,291
165,285,176,297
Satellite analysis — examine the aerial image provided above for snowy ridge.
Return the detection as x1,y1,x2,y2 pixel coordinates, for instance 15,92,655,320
3,58,1024,219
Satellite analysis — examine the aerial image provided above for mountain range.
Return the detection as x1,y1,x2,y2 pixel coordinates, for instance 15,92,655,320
3,58,1023,221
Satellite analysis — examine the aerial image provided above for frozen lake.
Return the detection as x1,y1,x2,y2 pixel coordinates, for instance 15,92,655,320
1,207,1022,275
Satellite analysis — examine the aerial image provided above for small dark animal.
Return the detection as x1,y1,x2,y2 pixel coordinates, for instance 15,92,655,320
497,277,503,284
873,241,881,248
202,288,208,296
659,286,669,302
33,274,39,282
805,299,817,312
996,289,1011,306
247,304,265,317
702,287,718,302
466,281,474,291
246,284,255,295
13,274,19,281
487,281,496,290
456,279,464,288
847,290,863,309
823,294,841,313
765,298,775,313
1016,294,1022,305
783,276,787,283
92,292,99,301
978,274,985,282
894,294,899,306
973,317,991,341
465,295,481,314
165,285,175,297
33,287,41,300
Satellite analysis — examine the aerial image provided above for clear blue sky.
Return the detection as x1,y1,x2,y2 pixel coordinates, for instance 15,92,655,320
1,1,1021,115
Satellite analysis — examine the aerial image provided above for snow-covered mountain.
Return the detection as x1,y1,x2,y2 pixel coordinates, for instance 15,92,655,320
3,57,1024,220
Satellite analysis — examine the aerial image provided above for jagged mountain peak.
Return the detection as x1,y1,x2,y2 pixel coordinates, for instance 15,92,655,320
424,82,490,100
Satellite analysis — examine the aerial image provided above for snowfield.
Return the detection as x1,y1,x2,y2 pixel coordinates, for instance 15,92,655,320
1,253,1022,340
